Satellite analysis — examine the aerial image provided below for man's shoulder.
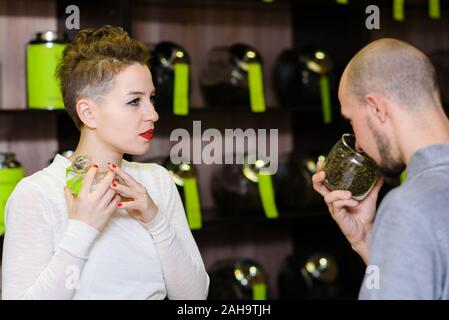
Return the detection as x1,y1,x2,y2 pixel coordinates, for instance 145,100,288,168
376,168,449,235
399,166,449,211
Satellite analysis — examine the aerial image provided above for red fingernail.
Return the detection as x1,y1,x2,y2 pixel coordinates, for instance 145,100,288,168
112,163,117,168
112,181,117,187
117,202,122,207
92,164,99,168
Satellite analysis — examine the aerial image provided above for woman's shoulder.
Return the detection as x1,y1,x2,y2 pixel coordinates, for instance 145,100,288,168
8,160,68,209
5,174,55,223
9,169,60,202
5,169,66,232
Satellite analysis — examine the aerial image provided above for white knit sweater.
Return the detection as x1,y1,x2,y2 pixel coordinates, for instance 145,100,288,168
1,154,209,300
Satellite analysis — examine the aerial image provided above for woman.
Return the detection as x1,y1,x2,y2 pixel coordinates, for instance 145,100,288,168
1,25,209,299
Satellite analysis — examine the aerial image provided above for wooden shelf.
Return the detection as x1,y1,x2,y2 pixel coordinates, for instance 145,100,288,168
0,105,340,116
195,207,328,228
133,0,292,7
0,109,67,115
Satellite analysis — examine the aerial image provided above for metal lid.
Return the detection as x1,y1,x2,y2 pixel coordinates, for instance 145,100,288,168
0,152,20,167
233,259,266,288
242,154,270,183
34,31,66,42
301,253,338,284
0,152,15,163
299,48,333,76
69,155,91,174
230,44,262,73
153,41,190,70
164,157,197,186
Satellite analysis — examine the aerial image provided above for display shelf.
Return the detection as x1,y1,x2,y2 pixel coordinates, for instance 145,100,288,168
0,105,341,116
194,207,328,227
134,0,291,5
0,109,67,115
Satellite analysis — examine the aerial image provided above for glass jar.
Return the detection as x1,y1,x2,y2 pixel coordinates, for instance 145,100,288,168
275,152,325,211
323,134,379,200
163,157,202,230
278,252,340,299
212,154,274,217
208,258,268,300
200,43,263,109
0,153,25,235
164,157,197,188
65,155,108,197
26,31,68,109
274,47,334,106
149,41,191,114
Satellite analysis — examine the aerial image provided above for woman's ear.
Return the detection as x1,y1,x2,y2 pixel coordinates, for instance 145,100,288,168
365,93,388,123
76,99,97,128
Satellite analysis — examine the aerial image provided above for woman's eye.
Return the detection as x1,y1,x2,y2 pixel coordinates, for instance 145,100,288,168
128,98,140,106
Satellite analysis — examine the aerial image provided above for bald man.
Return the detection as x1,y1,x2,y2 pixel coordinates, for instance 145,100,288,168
313,38,449,299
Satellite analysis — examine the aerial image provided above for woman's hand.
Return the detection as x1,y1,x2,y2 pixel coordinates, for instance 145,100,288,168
107,162,159,224
64,165,121,231
312,156,384,264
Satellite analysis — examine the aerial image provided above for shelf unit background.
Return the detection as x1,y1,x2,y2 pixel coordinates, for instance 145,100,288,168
2,0,448,298
0,0,57,173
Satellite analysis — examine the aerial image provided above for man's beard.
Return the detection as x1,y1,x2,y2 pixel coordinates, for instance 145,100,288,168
368,120,405,178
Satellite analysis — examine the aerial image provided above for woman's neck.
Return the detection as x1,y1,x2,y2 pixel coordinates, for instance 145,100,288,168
66,128,123,171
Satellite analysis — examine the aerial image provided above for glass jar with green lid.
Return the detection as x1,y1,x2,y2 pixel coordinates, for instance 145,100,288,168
0,153,25,235
26,31,68,109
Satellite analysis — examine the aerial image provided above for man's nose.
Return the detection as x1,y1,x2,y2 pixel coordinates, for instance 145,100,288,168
355,140,363,153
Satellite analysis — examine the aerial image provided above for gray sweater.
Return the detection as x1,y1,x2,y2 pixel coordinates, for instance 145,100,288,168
359,143,449,300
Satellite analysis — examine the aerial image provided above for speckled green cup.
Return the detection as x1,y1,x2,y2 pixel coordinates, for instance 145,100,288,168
323,134,379,200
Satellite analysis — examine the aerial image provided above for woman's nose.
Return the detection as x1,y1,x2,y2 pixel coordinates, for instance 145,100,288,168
145,102,159,122
149,109,159,122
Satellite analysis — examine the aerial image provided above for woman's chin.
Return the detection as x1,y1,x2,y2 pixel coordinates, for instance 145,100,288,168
129,143,151,156
118,139,152,157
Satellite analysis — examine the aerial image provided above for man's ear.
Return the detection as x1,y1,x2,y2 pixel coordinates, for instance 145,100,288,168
365,93,388,123
76,99,97,128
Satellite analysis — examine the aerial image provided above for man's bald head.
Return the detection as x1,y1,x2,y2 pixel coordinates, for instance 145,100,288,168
343,38,440,110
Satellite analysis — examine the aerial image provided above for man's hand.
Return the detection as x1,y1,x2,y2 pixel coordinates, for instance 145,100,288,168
312,156,384,264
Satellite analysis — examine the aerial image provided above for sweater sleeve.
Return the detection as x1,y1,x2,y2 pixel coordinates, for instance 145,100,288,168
141,166,209,300
1,181,99,300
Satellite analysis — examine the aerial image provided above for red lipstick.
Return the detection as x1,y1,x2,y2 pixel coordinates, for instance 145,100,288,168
139,129,154,140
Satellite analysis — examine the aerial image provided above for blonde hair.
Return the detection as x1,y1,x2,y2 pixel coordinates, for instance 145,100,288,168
56,25,150,130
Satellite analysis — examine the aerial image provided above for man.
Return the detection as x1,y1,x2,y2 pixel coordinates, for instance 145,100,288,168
312,38,449,299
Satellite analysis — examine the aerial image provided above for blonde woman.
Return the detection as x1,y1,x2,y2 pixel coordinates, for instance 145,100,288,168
1,25,209,300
